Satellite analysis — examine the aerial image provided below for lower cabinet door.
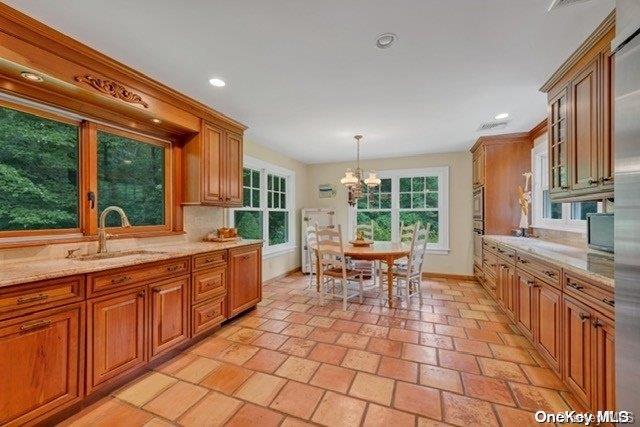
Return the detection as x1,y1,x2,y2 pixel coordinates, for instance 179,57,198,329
150,276,189,358
515,271,534,341
504,264,516,320
594,314,615,411
563,295,593,408
87,287,146,393
534,282,562,372
228,245,262,317
0,304,83,425
192,296,226,337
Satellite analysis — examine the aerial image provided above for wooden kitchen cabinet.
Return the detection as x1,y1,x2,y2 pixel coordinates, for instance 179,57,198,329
87,286,147,393
541,13,615,201
228,245,262,318
515,270,535,341
150,276,189,358
534,281,562,372
0,304,83,426
472,148,485,188
184,121,244,207
593,314,615,411
563,295,593,408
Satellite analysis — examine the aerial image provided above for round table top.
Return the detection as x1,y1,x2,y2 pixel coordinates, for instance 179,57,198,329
343,241,410,259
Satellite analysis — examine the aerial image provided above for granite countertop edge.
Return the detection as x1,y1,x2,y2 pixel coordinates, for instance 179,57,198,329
0,239,263,288
483,235,614,289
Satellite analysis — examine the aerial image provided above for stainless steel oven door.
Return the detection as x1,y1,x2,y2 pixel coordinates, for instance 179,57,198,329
473,188,484,220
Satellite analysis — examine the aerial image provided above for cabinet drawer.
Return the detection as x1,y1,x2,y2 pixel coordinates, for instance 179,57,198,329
192,267,226,304
483,239,498,255
192,251,227,272
0,276,84,320
495,244,516,264
192,296,226,337
482,250,499,279
87,257,190,296
516,252,561,289
564,272,614,316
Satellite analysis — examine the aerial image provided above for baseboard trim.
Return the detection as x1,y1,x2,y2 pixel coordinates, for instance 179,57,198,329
262,267,302,285
421,272,476,281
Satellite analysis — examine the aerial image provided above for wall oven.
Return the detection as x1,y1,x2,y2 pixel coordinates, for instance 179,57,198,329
473,220,484,267
473,187,484,220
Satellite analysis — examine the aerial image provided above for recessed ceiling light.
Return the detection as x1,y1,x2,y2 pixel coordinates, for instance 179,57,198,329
20,71,44,82
209,78,226,87
376,33,397,49
495,113,510,120
151,118,162,124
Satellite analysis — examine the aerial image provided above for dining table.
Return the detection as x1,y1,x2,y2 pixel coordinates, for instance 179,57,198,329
315,241,411,308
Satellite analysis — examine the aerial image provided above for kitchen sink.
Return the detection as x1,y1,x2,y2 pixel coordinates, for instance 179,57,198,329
75,249,167,261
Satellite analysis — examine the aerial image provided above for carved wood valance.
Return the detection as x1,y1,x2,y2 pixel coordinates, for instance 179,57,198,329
74,75,149,108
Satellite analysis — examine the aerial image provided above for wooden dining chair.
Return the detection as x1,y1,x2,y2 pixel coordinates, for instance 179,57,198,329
351,221,377,285
378,222,419,290
316,224,364,310
305,225,318,289
392,223,431,304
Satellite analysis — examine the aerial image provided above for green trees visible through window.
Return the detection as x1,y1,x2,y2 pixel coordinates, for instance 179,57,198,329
0,105,79,231
97,131,165,227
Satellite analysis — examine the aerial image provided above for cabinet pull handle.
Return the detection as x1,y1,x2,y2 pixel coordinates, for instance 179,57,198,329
527,280,535,287
167,265,181,272
17,293,48,304
592,319,603,328
153,287,162,293
579,313,590,322
111,276,131,284
544,271,557,277
20,319,52,331
601,177,613,183
137,290,146,298
497,248,505,253
588,178,599,185
567,282,583,291
602,298,614,307
519,258,529,264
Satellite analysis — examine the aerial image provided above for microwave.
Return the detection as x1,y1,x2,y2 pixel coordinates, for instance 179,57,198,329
587,213,614,253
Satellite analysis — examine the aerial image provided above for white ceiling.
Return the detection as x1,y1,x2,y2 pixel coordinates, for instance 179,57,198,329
6,0,614,164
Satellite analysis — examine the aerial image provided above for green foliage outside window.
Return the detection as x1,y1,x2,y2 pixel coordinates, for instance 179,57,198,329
0,105,78,231
356,211,391,241
97,131,165,227
269,211,288,245
399,211,439,243
235,210,263,239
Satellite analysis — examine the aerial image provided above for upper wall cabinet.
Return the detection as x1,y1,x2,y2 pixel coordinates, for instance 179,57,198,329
184,121,244,207
540,12,615,202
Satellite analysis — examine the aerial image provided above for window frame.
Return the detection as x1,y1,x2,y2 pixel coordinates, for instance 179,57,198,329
348,166,450,254
229,155,296,257
0,96,177,245
531,142,597,233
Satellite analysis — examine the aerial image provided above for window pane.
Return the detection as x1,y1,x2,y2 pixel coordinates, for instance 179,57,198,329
252,170,260,188
425,192,438,208
412,193,425,208
235,210,263,240
425,177,438,191
98,131,165,227
571,201,598,220
0,106,79,231
412,177,425,192
280,177,286,192
243,188,251,207
400,211,439,243
380,193,391,209
268,175,273,190
381,178,391,192
280,193,286,209
400,177,411,192
273,175,280,191
252,189,260,208
269,211,288,245
369,193,380,208
357,211,391,241
542,190,562,219
243,168,251,187
357,195,368,210
399,193,411,209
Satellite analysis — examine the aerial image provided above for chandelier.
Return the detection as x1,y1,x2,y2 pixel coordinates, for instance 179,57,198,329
340,135,381,206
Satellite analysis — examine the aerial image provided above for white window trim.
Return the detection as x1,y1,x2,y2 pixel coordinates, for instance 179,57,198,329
348,166,450,254
531,143,588,234
228,155,296,257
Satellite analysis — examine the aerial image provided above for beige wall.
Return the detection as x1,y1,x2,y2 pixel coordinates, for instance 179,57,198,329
306,151,474,276
243,139,309,281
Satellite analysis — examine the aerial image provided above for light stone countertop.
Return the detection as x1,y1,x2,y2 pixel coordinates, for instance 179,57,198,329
484,235,614,288
0,239,263,288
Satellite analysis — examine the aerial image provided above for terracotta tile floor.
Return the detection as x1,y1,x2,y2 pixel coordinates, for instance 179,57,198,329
61,274,576,426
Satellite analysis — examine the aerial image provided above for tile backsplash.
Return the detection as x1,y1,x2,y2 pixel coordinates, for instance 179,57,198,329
531,227,587,249
0,206,224,263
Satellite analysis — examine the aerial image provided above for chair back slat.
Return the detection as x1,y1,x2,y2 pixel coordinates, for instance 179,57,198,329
316,224,346,269
400,221,417,244
408,223,431,274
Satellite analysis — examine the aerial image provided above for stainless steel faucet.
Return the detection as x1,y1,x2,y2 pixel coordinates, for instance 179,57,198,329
97,206,131,253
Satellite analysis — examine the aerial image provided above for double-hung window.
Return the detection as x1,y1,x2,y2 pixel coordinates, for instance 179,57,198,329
350,167,450,252
531,142,600,232
230,156,295,256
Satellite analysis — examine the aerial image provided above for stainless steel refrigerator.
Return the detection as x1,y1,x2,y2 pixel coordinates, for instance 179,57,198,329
614,24,640,415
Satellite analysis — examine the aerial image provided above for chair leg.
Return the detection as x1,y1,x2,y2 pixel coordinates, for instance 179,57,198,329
358,275,364,304
319,274,325,305
417,277,423,303
342,278,348,311
404,277,410,304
